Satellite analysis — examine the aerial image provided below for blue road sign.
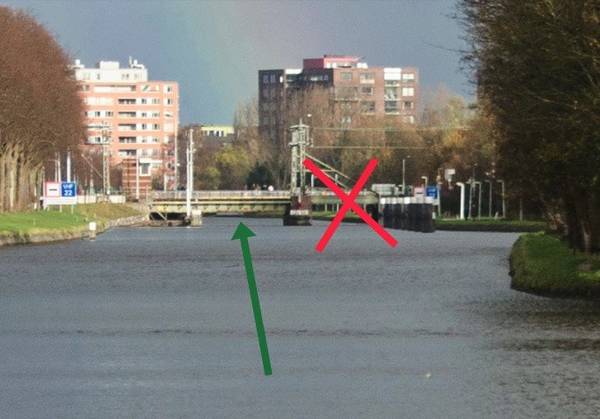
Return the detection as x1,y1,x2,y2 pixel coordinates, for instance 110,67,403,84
61,182,77,197
426,186,438,199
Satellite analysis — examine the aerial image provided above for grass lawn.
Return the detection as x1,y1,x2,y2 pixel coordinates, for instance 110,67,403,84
510,232,600,298
0,203,142,237
435,218,546,232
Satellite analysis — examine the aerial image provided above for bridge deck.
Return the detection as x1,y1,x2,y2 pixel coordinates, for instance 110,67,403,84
150,190,379,215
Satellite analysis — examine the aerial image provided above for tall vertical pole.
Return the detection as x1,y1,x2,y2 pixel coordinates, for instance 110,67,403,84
457,182,465,220
299,120,307,196
498,180,506,218
174,133,178,191
57,153,62,183
103,144,109,196
54,153,59,182
477,181,482,218
186,128,193,218
66,150,71,183
467,179,473,219
135,151,140,201
402,158,406,195
437,181,442,218
488,180,493,218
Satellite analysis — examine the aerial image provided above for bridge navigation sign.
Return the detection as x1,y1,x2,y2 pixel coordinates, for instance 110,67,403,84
426,186,438,199
43,181,77,207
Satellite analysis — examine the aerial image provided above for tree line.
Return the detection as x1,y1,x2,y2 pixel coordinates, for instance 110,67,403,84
0,7,84,212
460,0,600,252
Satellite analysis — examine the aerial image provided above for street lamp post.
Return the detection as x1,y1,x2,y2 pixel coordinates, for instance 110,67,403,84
401,156,410,195
66,150,72,183
186,128,194,219
497,179,506,218
456,182,466,220
467,178,474,219
100,122,112,197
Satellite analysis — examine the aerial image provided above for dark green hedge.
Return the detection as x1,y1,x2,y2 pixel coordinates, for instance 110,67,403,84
510,233,600,299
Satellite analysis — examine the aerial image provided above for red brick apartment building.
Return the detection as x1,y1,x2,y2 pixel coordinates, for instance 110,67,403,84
258,55,419,142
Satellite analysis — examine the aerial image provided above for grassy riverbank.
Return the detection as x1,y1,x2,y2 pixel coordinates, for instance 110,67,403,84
0,203,143,245
510,233,600,298
435,218,546,232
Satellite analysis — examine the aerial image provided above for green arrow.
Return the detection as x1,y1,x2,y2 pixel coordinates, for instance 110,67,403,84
231,222,272,376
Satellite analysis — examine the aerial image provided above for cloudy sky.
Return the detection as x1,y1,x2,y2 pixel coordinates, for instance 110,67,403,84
5,0,469,124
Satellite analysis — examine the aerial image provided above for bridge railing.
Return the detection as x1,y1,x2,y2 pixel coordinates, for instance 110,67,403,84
153,190,291,200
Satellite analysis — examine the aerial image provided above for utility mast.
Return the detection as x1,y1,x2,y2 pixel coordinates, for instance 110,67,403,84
289,119,311,197
185,128,194,219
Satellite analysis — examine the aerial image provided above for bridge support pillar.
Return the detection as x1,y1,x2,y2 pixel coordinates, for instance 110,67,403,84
283,195,312,226
190,209,203,226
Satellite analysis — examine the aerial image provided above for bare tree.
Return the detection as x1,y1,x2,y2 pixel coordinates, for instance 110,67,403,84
0,6,84,211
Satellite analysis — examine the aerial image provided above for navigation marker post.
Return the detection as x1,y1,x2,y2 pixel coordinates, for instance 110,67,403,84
231,222,272,376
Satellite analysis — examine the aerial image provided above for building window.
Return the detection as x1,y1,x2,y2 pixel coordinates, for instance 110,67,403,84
404,101,414,110
152,112,160,118
384,87,398,100
361,101,375,113
341,115,352,125
402,73,415,81
262,74,269,84
403,115,415,124
385,101,399,113
165,85,173,93
165,98,172,105
340,72,352,81
402,87,415,97
118,136,136,144
359,72,375,83
106,111,113,117
140,98,147,105
361,86,373,96
118,98,136,105
152,98,161,105
140,163,151,176
152,123,160,130
270,74,276,83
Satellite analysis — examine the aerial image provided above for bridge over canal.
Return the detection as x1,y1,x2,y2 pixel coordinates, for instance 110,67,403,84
149,189,379,220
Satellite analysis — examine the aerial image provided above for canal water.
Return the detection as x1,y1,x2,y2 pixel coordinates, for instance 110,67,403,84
1,217,600,418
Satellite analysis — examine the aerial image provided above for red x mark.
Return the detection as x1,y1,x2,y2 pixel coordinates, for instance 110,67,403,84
303,158,398,252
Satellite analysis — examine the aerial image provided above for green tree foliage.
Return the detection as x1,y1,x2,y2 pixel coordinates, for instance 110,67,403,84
246,163,274,189
214,146,252,189
460,0,600,252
